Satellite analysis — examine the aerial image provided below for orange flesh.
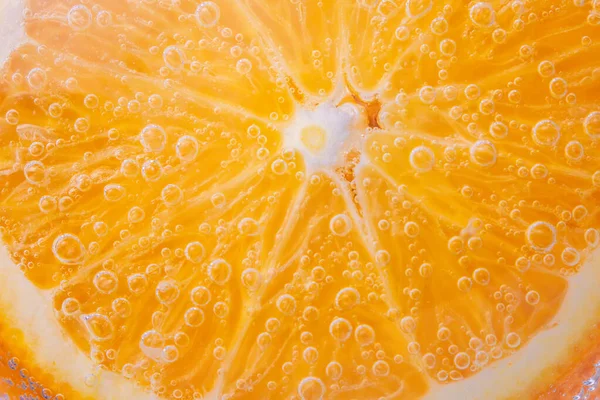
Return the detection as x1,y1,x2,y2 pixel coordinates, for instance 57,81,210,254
0,0,600,399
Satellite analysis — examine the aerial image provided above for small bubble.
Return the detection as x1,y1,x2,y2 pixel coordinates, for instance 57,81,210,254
141,159,163,182
27,68,47,90
409,145,435,172
161,184,183,206
238,217,259,236
53,234,85,264
93,270,118,294
532,120,560,147
470,2,496,27
276,294,297,316
176,135,199,163
297,377,325,400
81,313,114,341
155,279,180,304
241,268,262,291
191,286,211,306
184,307,205,327
470,140,497,167
329,317,352,342
196,1,220,28
185,241,206,263
584,111,600,139
330,214,352,236
140,124,167,152
163,46,185,71
405,0,432,19
335,287,360,310
104,184,126,202
208,259,232,285
67,5,92,31
23,160,46,185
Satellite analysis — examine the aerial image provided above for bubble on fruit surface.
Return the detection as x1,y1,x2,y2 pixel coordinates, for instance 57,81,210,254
297,377,325,400
405,0,432,19
241,268,262,291
561,247,580,266
335,287,360,310
140,124,167,152
67,5,92,30
196,2,220,27
505,332,521,348
584,111,600,139
470,2,496,27
208,259,231,285
23,161,47,185
27,68,47,90
329,317,352,342
161,184,183,206
61,298,80,315
326,361,343,380
454,352,471,370
163,46,185,71
127,273,148,295
93,270,118,294
238,217,259,236
410,145,435,172
142,159,163,182
81,313,114,341
176,135,199,163
185,241,205,263
155,279,180,305
184,307,205,327
190,286,211,306
329,214,352,236
52,234,85,264
354,324,375,346
470,140,497,167
532,120,561,147
276,294,296,316
526,221,556,252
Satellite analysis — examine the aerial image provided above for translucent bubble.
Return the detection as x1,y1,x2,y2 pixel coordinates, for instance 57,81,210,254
93,270,118,294
52,233,85,264
585,228,600,247
191,286,211,306
156,279,180,304
532,120,560,146
211,192,226,208
470,140,497,167
162,345,179,363
297,377,325,400
185,241,205,263
27,68,47,90
405,0,432,19
464,84,481,100
74,117,90,133
525,290,540,305
176,135,199,163
409,145,435,172
121,159,139,178
241,268,262,291
96,10,112,27
5,109,19,125
196,2,220,28
530,164,548,180
61,297,80,315
404,221,420,237
104,184,126,202
584,111,600,139
549,77,568,99
354,324,375,346
395,25,410,41
236,59,253,75
472,268,490,285
430,17,448,35
23,160,46,185
470,2,496,27
372,360,390,376
335,287,360,310
140,330,164,360
326,361,343,380
253,332,271,352
127,273,148,294
505,332,521,348
208,259,232,285
141,159,163,182
561,247,580,266
440,39,456,56
329,214,352,236
140,124,167,152
112,297,132,318
454,352,470,370
163,46,185,71
329,317,352,342
418,85,436,104
400,316,416,333
526,221,556,252
128,206,145,223
303,347,319,364
276,294,297,316
184,307,205,327
537,60,555,77
67,5,92,31
271,159,287,175
161,184,183,206
81,313,114,341
238,217,259,236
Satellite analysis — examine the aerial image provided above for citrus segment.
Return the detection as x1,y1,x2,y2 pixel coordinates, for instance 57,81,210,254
0,0,600,399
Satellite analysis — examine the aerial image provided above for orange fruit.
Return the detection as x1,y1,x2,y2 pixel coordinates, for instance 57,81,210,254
1,0,600,399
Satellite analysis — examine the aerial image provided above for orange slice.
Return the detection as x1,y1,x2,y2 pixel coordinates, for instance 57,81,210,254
1,0,600,399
